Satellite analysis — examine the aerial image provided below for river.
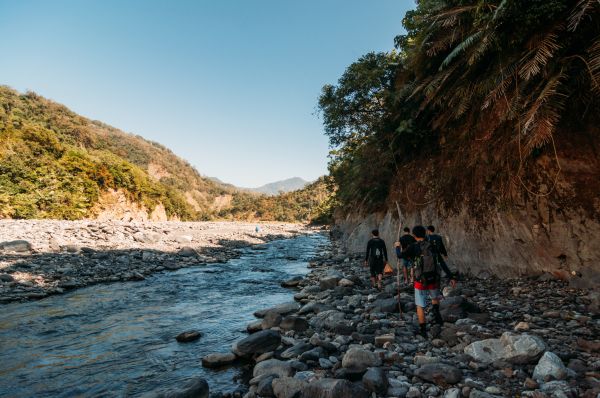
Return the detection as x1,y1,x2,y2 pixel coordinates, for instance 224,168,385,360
0,233,327,397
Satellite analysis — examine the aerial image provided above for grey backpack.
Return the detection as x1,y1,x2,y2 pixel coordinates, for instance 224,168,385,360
414,240,439,284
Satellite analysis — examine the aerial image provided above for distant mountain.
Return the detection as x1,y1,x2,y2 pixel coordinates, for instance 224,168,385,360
249,177,309,195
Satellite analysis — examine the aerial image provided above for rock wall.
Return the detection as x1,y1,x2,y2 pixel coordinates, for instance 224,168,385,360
88,189,172,222
335,204,600,289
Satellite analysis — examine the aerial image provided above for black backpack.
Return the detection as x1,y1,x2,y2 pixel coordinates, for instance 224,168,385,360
413,240,440,284
370,239,384,263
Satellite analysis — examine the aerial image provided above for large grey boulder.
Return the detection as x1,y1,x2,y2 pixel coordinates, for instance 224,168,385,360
279,316,309,332
464,332,545,364
414,363,462,385
272,377,307,398
232,330,281,357
362,367,389,394
341,347,381,372
532,351,567,381
152,377,209,398
309,310,345,331
261,311,283,329
253,359,295,378
0,240,32,253
254,302,300,318
319,276,340,291
300,378,368,398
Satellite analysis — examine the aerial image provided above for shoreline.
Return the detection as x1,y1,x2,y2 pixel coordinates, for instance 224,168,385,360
202,237,599,398
0,220,319,304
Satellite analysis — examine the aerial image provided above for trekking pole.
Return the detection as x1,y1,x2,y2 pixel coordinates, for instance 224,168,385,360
395,201,403,320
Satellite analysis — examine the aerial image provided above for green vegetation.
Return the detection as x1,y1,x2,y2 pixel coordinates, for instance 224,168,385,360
0,86,331,222
319,0,600,217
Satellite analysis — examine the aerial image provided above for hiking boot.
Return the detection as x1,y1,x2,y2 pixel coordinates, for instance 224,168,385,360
418,323,427,338
432,304,444,325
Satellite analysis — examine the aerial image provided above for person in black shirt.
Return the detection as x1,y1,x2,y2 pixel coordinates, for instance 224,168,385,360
395,227,416,284
364,229,388,290
426,225,449,272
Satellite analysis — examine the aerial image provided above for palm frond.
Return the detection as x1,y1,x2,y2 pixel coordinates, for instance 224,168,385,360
522,73,566,134
482,63,518,110
440,31,483,70
519,30,562,81
426,5,479,26
568,0,599,32
588,37,600,90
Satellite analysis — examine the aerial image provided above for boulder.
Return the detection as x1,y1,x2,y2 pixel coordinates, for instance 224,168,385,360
338,278,354,287
281,276,303,288
232,330,281,357
372,297,398,313
279,316,309,332
179,247,197,257
439,296,480,322
272,377,307,398
253,359,295,378
362,367,389,394
254,302,300,318
319,276,340,291
262,311,283,329
201,352,237,368
532,351,567,382
256,375,277,397
300,378,368,398
341,347,381,372
309,310,345,331
280,342,312,359
414,363,462,385
0,240,32,253
464,332,545,364
153,377,209,398
0,273,14,282
175,330,202,343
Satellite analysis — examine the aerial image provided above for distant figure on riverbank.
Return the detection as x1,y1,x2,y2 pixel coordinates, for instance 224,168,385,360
396,225,456,338
364,229,388,290
255,225,260,234
395,227,416,285
426,225,449,275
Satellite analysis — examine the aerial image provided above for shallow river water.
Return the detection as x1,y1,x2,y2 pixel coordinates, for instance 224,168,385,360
0,233,327,397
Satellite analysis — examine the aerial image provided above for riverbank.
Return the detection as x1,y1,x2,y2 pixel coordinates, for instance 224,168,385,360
208,238,600,398
0,220,315,303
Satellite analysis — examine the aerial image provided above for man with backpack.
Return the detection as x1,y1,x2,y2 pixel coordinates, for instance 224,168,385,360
395,227,416,284
396,225,456,338
364,229,388,290
426,225,449,273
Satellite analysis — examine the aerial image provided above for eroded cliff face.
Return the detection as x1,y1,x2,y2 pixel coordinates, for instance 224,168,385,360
335,203,600,289
88,189,174,222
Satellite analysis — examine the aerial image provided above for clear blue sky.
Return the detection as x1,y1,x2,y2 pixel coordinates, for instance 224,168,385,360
0,0,413,187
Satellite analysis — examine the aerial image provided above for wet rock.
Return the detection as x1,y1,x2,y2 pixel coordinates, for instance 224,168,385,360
279,316,309,332
341,347,381,372
253,359,295,378
247,320,263,334
232,330,281,357
153,377,209,398
414,363,462,385
464,332,545,364
299,378,368,398
176,330,202,342
254,302,300,318
256,375,276,397
272,377,307,398
532,351,567,381
0,240,32,252
261,311,283,329
281,276,303,288
362,367,388,395
201,352,237,368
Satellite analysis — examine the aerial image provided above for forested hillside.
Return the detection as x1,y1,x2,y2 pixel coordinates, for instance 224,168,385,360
0,86,330,223
319,0,600,284
319,0,600,219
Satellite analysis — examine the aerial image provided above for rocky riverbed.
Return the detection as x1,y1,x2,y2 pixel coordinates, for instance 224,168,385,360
203,238,600,398
0,220,311,303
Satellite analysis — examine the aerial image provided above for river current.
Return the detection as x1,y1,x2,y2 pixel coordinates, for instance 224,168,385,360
0,233,327,397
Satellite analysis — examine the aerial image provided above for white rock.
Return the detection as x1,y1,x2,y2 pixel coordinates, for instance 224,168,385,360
533,351,567,382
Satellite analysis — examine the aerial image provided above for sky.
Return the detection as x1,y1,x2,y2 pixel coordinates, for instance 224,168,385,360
0,0,413,187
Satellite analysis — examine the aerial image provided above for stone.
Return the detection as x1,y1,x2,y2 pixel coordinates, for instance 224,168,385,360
201,352,237,368
414,363,462,385
309,310,345,331
175,330,202,342
154,377,209,398
372,297,398,313
338,278,354,287
341,347,381,372
0,273,14,282
247,320,263,333
406,386,421,398
281,276,303,288
174,235,193,244
232,330,281,357
468,391,501,398
464,332,545,364
319,276,340,291
279,316,309,332
514,321,530,331
443,388,460,398
532,351,567,382
256,375,276,397
262,311,283,329
272,377,307,398
413,355,440,366
374,334,395,347
0,240,32,252
362,367,388,395
179,247,197,257
280,342,312,359
299,378,368,398
133,231,161,244
254,302,300,318
253,359,295,378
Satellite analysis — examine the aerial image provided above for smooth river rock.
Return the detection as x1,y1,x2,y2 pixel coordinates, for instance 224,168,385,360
201,352,237,368
232,330,281,357
300,378,368,398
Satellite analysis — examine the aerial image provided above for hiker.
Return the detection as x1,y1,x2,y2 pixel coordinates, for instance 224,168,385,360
396,225,456,338
395,227,416,284
364,229,388,290
426,225,449,273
